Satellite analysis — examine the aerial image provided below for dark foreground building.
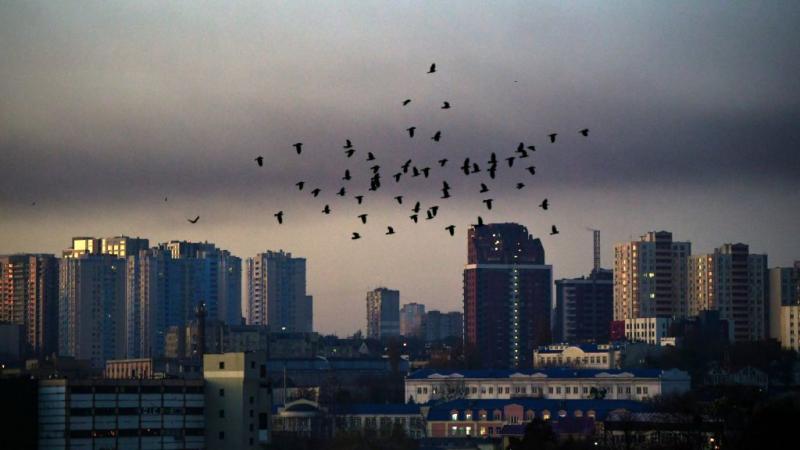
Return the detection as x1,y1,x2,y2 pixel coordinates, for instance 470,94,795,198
464,223,552,368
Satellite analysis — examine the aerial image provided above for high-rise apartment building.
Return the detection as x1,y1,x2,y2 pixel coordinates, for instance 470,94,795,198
768,262,800,348
424,310,463,342
246,251,312,332
400,303,426,338
62,236,148,259
0,254,59,357
687,243,767,342
613,231,691,321
464,223,552,369
366,288,400,339
58,254,126,368
553,268,613,343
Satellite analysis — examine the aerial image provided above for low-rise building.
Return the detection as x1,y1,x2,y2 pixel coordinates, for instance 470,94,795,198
624,318,672,345
405,368,690,404
533,344,621,369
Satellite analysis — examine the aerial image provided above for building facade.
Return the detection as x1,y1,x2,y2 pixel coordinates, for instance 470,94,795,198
613,231,690,321
688,243,768,342
768,263,800,348
246,251,312,332
0,253,59,358
464,223,552,369
366,287,400,339
624,317,672,345
425,310,463,342
553,268,613,343
405,368,690,404
533,344,621,369
400,303,426,338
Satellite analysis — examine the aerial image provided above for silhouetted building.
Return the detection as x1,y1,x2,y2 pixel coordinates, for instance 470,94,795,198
688,243,767,342
614,231,690,321
246,251,312,332
366,287,400,339
400,303,426,338
0,254,59,358
554,268,613,343
464,223,552,368
424,310,463,342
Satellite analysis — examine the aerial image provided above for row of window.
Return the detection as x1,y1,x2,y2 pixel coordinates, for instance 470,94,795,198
417,384,650,396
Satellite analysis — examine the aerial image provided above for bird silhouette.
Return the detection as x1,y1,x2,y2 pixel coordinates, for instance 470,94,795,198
406,127,416,138
358,214,368,224
370,165,380,174
506,157,515,167
403,99,412,106
421,167,430,178
164,197,168,202
311,188,321,197
355,195,364,205
516,147,528,158
438,158,448,167
274,211,284,224
393,172,402,182
479,183,489,193
488,165,497,179
343,139,353,149
516,182,525,190
386,226,395,235
426,210,435,220
401,159,412,173
412,201,421,213
442,181,451,190
366,152,376,161
579,128,589,136
548,133,557,143
337,187,346,197
412,166,420,177
475,216,485,227
345,149,355,158
488,152,497,165
296,181,305,190
526,166,536,175
343,170,351,181
293,143,303,154
394,196,403,204
442,101,450,109
431,131,442,142
527,145,536,152
441,190,451,199
483,198,494,210
445,225,456,236
428,63,436,73
539,199,549,210
471,163,480,173
255,156,264,167
410,214,419,223
461,158,471,175
550,225,559,235
429,205,439,216
352,232,361,240
322,205,331,214
187,216,200,224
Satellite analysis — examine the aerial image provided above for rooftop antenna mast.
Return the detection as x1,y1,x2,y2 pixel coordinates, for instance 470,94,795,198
586,228,601,271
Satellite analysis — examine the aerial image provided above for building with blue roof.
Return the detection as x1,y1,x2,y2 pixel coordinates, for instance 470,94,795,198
533,343,622,369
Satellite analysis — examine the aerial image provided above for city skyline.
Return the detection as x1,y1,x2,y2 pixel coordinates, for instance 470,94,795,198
2,1,799,336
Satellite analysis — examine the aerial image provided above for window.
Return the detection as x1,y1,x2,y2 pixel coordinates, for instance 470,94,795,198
504,387,510,394
218,361,225,370
219,388,225,397
451,412,458,421
218,431,225,440
250,361,255,369
219,409,225,418
250,396,254,405
417,387,422,395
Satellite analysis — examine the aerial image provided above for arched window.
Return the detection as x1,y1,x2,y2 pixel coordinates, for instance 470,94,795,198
525,410,535,421
479,409,488,420
450,410,458,421
493,409,502,421
587,410,596,419
542,410,551,421
574,410,583,418
558,410,567,418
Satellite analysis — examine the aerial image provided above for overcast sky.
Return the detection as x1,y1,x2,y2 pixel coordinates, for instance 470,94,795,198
1,1,799,335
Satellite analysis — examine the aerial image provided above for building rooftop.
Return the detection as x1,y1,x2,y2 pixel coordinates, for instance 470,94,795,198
427,398,647,421
407,368,673,380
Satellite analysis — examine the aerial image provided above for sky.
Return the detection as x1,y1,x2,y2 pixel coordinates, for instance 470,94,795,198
1,1,799,336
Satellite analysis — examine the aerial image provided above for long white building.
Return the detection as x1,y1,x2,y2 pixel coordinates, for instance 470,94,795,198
405,368,690,404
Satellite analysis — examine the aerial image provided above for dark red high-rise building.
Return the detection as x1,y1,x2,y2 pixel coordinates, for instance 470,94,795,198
463,223,552,368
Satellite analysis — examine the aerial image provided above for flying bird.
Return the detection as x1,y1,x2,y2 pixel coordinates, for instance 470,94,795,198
393,172,402,182
431,131,442,142
550,225,559,235
506,156,515,167
255,156,264,167
471,163,480,173
352,232,361,240
412,201,421,213
429,205,439,216
475,216,485,227
355,195,364,205
394,196,403,204
488,165,497,179
343,139,353,149
421,167,430,178
386,226,395,235
366,152,376,161
479,183,489,193
410,214,419,223
526,166,536,175
274,211,284,224
527,145,536,152
461,159,471,175
401,159,412,173
343,169,351,181
187,216,200,224
402,99,411,106
412,166,421,177
441,190,451,199
516,182,525,190
296,181,305,190
438,158,448,167
337,187,346,197
548,133,557,143
445,225,456,236
426,210,435,220
322,205,331,214
539,199,549,210
345,149,355,158
293,143,303,154
441,101,450,109
370,165,380,174
311,188,321,197
358,214,368,224
483,198,494,210
406,127,416,138
579,128,589,136
428,63,436,73
488,152,497,165
442,181,451,190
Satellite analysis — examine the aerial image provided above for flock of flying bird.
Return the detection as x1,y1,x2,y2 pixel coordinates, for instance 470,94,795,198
192,63,590,241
